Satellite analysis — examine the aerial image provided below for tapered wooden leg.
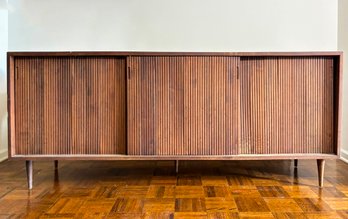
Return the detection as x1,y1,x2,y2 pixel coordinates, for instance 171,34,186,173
54,163,60,188
175,160,179,173
317,159,325,188
294,159,298,168
54,160,58,169
26,160,33,190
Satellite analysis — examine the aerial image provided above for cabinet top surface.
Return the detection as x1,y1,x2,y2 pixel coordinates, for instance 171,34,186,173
7,51,343,57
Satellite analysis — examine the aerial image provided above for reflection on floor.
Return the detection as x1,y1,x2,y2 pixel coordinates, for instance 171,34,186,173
0,159,348,218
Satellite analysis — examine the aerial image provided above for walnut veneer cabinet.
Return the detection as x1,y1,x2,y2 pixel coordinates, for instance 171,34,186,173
7,52,343,189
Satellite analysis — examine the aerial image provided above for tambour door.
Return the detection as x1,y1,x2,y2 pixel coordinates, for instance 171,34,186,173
127,56,240,155
13,56,127,155
240,57,335,154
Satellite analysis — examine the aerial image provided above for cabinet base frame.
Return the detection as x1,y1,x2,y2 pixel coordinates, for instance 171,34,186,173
13,154,338,161
24,158,328,189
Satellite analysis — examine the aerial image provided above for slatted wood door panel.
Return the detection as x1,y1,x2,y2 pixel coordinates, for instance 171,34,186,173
240,57,335,154
127,56,240,155
14,56,127,155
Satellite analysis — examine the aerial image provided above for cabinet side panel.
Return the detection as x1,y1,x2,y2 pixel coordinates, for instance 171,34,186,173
323,58,335,153
240,56,335,154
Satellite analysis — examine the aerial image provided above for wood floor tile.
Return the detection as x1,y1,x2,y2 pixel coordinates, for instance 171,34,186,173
234,197,270,212
115,186,149,198
146,186,175,198
337,210,348,219
0,199,31,215
311,187,347,198
282,186,319,198
61,188,92,198
109,197,144,214
204,197,237,212
78,212,107,218
26,198,57,210
175,186,204,198
76,199,115,216
238,212,274,218
150,176,177,185
174,212,207,219
126,176,152,186
106,213,143,219
177,176,202,186
294,198,332,212
264,198,303,212
252,179,281,186
143,211,174,219
203,186,229,197
37,188,64,202
175,198,206,212
323,198,348,210
207,211,239,219
0,160,348,218
98,177,127,186
229,188,261,197
47,198,85,214
227,176,255,187
40,212,75,218
296,177,334,187
201,176,228,186
304,211,343,219
335,185,348,197
257,186,290,198
271,212,307,219
143,198,175,212
1,188,45,200
0,187,15,199
92,186,122,199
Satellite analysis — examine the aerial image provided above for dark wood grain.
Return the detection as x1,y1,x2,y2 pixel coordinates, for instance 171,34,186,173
13,56,126,155
240,57,335,154
7,52,342,164
127,56,240,155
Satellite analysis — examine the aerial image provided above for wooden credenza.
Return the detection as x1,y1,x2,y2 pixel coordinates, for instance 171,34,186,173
7,52,343,189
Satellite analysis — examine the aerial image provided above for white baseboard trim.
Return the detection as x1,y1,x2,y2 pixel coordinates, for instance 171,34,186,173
340,149,348,164
0,149,7,162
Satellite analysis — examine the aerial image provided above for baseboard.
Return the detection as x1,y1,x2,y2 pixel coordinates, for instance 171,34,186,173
0,149,7,162
340,149,348,164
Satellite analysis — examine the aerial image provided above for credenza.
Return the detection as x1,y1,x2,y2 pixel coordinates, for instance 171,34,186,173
7,52,343,189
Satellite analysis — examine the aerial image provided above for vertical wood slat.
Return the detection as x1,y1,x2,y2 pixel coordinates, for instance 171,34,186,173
240,57,334,154
14,56,126,155
127,56,240,155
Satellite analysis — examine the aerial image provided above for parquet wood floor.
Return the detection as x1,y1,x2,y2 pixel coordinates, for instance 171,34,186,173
0,159,348,218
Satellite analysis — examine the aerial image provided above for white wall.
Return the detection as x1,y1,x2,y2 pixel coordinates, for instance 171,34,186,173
9,0,337,51
2,0,341,161
0,0,8,161
338,0,348,163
